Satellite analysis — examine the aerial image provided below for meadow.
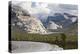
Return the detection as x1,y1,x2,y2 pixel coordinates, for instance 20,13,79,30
11,30,78,49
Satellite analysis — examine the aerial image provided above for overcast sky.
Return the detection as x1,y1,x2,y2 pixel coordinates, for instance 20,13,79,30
12,1,78,14
12,1,78,20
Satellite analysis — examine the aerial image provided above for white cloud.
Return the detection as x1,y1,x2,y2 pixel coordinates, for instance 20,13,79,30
12,1,78,20
48,4,78,16
12,1,51,15
31,2,50,14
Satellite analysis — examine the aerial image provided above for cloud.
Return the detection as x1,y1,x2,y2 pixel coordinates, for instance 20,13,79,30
30,2,51,14
12,1,51,15
12,1,78,19
48,4,78,16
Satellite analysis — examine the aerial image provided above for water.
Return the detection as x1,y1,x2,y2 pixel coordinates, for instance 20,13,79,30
11,41,63,53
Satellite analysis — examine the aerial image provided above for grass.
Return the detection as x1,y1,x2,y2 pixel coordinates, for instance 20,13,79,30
11,30,78,49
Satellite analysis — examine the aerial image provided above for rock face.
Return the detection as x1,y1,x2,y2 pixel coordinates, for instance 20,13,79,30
11,4,47,34
17,15,47,34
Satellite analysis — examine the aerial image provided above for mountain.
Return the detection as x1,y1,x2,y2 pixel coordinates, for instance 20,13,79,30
10,2,78,34
64,21,78,32
63,13,77,22
47,21,62,30
11,4,47,34
45,12,78,29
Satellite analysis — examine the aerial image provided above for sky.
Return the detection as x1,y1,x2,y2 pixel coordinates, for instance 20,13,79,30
12,1,78,20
